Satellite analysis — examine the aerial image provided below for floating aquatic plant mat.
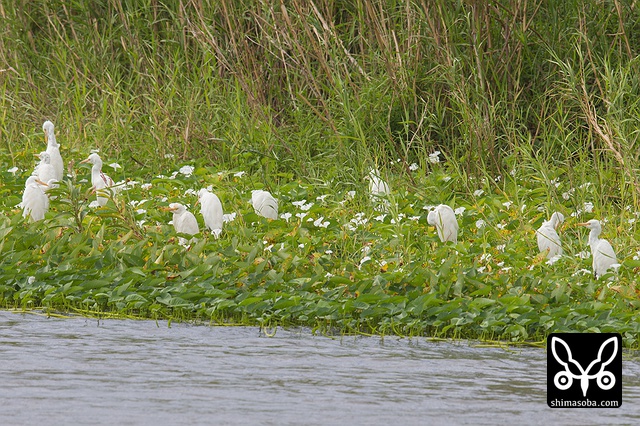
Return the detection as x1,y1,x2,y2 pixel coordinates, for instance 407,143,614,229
1,162,639,347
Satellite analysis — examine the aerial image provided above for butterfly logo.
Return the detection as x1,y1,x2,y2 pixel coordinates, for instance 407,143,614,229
551,336,618,397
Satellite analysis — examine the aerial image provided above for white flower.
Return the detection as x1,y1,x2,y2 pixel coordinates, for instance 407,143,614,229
141,183,152,190
298,243,305,249
27,276,36,284
409,216,421,221
473,189,484,197
136,209,146,215
572,269,592,277
347,190,356,199
359,256,372,267
496,223,506,230
409,163,419,171
137,219,146,227
280,212,292,222
576,250,590,259
108,162,121,169
233,171,246,177
179,165,194,177
184,188,197,196
583,202,594,213
164,154,175,159
325,250,333,255
546,255,562,266
374,214,387,222
477,266,486,273
264,244,274,252
325,272,334,278
442,176,451,182
550,178,560,188
502,201,513,209
428,151,441,163
295,212,307,220
316,194,329,202
222,212,237,223
475,219,486,229
314,217,329,228
496,244,506,252
8,166,18,175
454,207,466,215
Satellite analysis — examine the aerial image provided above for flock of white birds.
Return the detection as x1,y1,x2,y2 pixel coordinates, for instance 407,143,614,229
20,121,618,279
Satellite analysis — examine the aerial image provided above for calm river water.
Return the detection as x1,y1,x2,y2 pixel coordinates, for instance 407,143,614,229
0,310,638,425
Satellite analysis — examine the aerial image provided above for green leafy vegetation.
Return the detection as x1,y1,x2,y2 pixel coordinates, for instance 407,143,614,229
1,1,639,346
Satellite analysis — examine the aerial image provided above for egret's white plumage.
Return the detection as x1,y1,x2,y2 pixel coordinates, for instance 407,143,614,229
81,153,115,206
198,188,223,237
427,204,459,243
166,203,199,236
22,176,49,221
536,212,564,258
251,190,278,219
578,219,617,278
43,121,63,181
365,169,390,211
35,151,57,183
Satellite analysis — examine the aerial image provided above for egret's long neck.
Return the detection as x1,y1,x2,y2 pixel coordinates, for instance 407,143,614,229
47,133,59,148
588,229,600,247
91,163,103,180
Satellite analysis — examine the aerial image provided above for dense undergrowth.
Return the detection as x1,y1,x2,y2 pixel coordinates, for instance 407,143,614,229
1,0,640,345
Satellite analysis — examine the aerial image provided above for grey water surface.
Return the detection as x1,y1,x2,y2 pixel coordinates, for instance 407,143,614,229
0,310,638,426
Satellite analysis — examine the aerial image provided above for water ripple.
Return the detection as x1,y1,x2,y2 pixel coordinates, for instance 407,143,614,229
0,311,638,425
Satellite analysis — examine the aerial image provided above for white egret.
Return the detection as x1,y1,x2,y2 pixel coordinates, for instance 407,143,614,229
427,204,459,243
43,121,63,181
578,219,618,278
80,153,115,206
197,188,223,238
22,176,49,221
536,212,564,258
251,190,278,219
35,151,57,183
365,168,390,210
164,203,199,236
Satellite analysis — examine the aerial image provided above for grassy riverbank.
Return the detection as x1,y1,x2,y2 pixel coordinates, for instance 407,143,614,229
1,1,640,345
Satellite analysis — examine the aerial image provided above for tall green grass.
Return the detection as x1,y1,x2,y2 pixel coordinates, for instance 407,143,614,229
2,0,640,187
